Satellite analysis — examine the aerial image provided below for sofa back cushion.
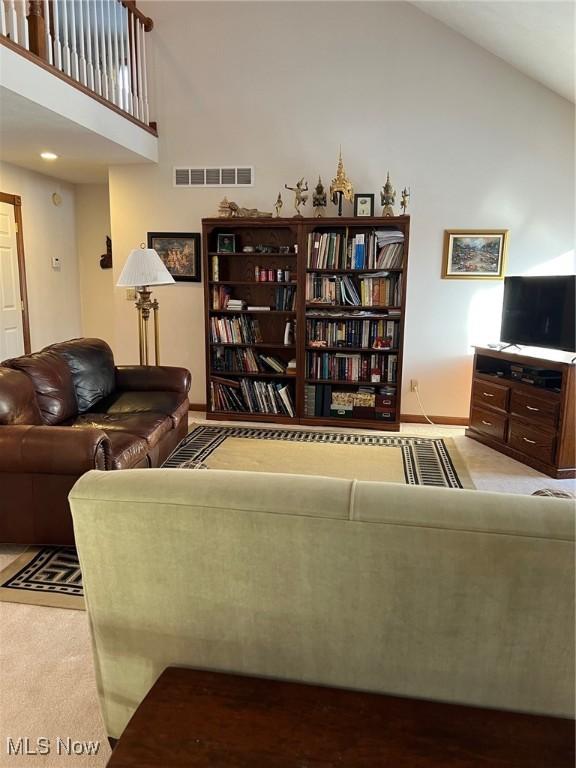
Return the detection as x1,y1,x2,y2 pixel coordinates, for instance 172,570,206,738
4,350,77,425
0,367,43,425
49,338,115,413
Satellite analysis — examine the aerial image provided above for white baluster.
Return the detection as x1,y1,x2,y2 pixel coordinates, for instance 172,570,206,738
130,8,139,119
43,0,53,65
136,16,144,120
6,1,19,45
0,2,7,37
61,0,70,74
69,0,79,79
139,16,149,124
18,1,29,50
118,3,128,112
91,0,101,94
105,0,114,103
52,0,62,69
84,0,94,90
99,0,109,100
112,0,121,106
77,0,87,85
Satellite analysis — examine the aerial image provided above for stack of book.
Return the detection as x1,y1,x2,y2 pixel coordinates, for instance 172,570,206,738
306,351,398,383
227,298,245,311
306,318,399,348
210,316,263,344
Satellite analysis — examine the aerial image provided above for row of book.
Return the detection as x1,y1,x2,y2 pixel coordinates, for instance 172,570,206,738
306,273,402,307
306,318,399,348
210,316,263,344
210,376,295,417
307,230,405,270
274,286,297,311
212,286,296,311
211,348,289,374
303,384,397,419
306,352,398,383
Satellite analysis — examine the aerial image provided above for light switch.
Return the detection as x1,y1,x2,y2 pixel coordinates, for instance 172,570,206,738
51,255,61,269
126,288,136,301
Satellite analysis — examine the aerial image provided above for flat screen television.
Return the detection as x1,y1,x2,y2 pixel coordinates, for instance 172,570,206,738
500,275,575,353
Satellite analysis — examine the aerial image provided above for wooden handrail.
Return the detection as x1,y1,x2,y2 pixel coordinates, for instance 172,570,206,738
122,1,154,32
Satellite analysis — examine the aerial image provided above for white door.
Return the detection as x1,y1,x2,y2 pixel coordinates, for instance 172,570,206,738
0,201,25,360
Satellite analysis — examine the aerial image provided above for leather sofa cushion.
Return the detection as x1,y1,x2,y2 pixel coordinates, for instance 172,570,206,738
94,391,189,428
4,350,77,425
106,432,150,470
73,412,172,448
0,367,42,425
50,338,115,413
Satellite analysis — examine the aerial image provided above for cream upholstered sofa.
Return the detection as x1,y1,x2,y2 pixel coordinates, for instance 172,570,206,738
70,469,575,740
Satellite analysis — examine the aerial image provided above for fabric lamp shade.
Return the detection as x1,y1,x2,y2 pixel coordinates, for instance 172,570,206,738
117,248,175,287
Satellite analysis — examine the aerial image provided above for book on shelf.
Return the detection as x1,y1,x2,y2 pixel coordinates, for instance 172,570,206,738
258,354,287,373
211,377,295,417
307,229,404,270
212,286,247,311
304,383,397,420
211,255,219,281
246,306,271,311
274,286,297,311
210,315,263,344
306,318,399,348
306,351,398,383
306,273,401,307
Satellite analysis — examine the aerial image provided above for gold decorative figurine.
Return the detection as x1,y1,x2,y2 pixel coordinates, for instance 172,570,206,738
329,150,354,216
274,193,283,217
312,176,327,217
380,172,396,217
284,178,309,217
218,197,272,218
400,186,410,216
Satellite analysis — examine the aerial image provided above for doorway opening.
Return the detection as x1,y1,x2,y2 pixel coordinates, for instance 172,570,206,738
0,192,31,359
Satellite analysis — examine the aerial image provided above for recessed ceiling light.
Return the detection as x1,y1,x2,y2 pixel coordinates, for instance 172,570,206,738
40,152,58,160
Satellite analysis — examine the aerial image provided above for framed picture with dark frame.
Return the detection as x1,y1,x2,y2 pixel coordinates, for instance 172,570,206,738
217,233,236,253
442,230,508,279
147,232,201,282
354,193,375,217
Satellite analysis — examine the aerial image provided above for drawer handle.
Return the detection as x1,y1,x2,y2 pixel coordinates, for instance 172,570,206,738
522,437,537,445
481,420,492,426
482,392,495,398
525,405,540,411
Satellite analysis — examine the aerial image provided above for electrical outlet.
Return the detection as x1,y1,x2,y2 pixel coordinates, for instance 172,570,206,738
126,288,136,301
410,379,418,392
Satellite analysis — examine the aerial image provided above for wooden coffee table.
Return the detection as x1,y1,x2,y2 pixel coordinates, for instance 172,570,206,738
107,667,574,767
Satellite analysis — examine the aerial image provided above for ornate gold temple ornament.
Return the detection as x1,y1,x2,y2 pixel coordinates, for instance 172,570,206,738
330,150,354,216
380,172,396,217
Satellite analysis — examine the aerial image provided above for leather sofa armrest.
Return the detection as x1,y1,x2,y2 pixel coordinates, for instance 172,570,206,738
0,425,111,474
115,366,191,394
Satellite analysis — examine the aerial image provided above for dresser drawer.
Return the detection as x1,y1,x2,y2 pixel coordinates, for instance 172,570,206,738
508,419,556,464
510,389,559,429
472,379,509,412
470,407,507,442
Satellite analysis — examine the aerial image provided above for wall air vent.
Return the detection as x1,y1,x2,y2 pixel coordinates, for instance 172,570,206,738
173,166,254,188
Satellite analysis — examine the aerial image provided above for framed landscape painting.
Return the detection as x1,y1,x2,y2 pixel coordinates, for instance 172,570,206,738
442,230,508,279
147,232,201,282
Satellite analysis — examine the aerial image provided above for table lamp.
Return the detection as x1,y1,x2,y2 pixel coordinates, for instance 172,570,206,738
117,244,175,365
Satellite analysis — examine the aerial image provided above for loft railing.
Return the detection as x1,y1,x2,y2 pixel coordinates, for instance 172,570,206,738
0,0,154,130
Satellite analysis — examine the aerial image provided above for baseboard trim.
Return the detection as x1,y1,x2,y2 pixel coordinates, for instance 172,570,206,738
401,414,469,426
188,403,206,412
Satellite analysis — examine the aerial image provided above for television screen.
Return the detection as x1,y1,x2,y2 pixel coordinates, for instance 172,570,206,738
500,275,575,353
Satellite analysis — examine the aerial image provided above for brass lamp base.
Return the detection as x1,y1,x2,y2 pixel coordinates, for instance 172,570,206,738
135,286,161,365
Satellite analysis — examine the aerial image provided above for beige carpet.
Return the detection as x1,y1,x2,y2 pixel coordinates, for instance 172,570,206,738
0,420,574,767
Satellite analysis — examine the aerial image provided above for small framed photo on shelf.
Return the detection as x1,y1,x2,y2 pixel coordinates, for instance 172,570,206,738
442,230,508,279
147,232,201,282
354,194,375,217
217,234,236,253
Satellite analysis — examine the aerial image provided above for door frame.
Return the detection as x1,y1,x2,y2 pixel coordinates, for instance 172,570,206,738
0,192,31,354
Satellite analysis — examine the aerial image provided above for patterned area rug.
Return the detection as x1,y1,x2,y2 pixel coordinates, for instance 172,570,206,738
165,424,473,489
0,546,84,610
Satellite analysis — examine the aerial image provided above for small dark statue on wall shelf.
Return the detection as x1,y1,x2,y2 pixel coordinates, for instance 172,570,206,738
100,236,112,269
312,176,327,217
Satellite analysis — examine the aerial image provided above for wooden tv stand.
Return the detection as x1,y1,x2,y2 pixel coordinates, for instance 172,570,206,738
466,347,575,479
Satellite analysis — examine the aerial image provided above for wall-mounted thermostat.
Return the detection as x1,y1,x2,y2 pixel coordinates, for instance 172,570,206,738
51,255,61,269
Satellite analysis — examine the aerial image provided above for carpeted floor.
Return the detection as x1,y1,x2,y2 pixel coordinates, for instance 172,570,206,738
1,420,574,767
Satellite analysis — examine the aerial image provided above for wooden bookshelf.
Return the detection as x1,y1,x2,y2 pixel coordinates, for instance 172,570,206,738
202,216,410,430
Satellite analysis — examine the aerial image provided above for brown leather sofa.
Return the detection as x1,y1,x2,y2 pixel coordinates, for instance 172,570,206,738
0,338,191,545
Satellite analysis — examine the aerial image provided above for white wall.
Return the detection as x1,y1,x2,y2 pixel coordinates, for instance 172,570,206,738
109,1,574,415
0,161,82,351
76,184,115,347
